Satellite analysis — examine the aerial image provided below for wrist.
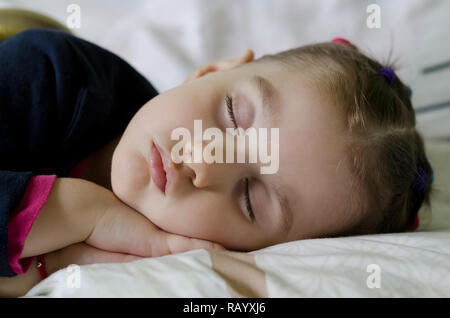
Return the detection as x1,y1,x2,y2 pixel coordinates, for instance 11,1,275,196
35,255,48,279
42,249,62,277
86,192,153,256
0,257,41,297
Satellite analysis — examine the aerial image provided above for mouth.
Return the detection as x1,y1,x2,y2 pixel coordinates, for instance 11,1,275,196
149,141,177,195
149,141,168,194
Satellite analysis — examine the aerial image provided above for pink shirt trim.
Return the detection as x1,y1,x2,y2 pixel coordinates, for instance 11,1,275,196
7,158,87,274
7,175,57,274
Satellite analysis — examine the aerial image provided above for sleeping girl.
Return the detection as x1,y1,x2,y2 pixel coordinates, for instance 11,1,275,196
0,30,433,296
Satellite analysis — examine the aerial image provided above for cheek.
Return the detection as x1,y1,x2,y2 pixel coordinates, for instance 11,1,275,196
147,89,204,127
110,140,150,210
156,197,227,235
149,194,241,244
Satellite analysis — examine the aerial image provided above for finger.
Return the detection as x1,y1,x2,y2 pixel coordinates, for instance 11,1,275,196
214,49,254,69
62,242,145,267
158,233,226,257
184,64,216,83
82,246,144,264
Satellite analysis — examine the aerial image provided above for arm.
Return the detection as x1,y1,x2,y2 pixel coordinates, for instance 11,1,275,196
11,175,224,270
0,242,143,298
2,177,225,296
20,177,112,258
0,29,159,276
0,249,60,297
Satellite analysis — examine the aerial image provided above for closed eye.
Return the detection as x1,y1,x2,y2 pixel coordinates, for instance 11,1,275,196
225,94,238,128
244,178,255,223
226,95,255,223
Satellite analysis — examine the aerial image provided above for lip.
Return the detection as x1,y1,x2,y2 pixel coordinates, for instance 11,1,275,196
149,141,176,195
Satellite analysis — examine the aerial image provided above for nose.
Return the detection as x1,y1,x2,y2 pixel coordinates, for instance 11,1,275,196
183,158,227,189
175,133,256,190
180,140,236,189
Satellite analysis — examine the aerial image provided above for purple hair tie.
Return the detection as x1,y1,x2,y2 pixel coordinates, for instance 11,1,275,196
379,67,396,85
413,168,429,192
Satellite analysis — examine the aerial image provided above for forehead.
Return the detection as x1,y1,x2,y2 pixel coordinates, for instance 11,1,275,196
248,63,354,237
241,61,348,165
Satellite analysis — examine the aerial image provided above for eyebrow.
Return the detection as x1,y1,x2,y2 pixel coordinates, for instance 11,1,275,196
247,75,293,234
248,75,280,126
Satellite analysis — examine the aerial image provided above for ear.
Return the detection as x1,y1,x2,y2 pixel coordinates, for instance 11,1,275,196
184,49,254,83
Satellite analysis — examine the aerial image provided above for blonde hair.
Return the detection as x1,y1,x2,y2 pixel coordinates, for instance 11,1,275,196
256,41,433,236
0,8,70,42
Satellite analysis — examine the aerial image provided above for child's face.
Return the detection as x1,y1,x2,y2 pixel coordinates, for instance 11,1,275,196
111,59,355,251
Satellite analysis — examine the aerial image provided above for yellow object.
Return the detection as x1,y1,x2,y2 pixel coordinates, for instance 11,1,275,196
0,8,70,42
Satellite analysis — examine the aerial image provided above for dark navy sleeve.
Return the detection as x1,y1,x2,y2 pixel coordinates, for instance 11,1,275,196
0,171,33,276
0,29,158,276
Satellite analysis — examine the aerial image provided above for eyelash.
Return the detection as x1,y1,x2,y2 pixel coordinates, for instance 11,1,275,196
225,95,238,128
244,178,255,223
225,94,255,223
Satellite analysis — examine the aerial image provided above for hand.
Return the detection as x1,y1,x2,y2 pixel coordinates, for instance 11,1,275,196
54,242,144,271
0,243,143,298
184,49,254,83
86,193,226,258
55,236,226,272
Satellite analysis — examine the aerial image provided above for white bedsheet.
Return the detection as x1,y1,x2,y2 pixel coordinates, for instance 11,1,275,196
1,0,449,297
25,231,450,297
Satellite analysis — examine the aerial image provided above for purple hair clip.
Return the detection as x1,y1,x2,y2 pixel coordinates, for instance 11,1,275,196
379,67,396,85
413,168,429,192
